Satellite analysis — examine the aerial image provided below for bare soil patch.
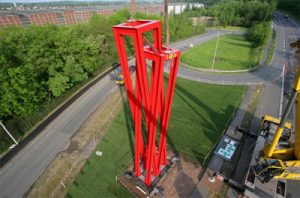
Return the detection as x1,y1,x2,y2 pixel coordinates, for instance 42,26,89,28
157,155,202,198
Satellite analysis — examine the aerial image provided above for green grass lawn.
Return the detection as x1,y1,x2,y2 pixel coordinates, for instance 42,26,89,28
181,34,260,70
207,26,248,32
67,77,247,198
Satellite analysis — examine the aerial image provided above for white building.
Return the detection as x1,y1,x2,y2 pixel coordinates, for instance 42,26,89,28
168,3,204,15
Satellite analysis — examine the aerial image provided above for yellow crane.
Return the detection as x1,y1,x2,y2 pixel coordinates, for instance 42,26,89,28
252,39,300,182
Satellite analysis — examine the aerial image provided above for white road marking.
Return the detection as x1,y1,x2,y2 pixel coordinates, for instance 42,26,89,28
279,63,286,117
275,14,287,118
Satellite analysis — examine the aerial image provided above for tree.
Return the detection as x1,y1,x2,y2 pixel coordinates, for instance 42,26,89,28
48,73,70,97
214,3,235,27
247,22,271,47
211,0,276,27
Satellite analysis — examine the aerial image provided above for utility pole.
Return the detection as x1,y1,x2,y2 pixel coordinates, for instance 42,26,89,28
0,122,18,146
130,0,135,19
164,0,169,45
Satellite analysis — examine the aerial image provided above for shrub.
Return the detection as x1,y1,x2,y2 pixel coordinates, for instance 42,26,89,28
247,22,271,47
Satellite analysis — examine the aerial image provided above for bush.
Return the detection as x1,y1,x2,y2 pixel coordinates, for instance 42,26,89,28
169,14,205,42
247,22,271,47
277,0,300,19
182,0,277,28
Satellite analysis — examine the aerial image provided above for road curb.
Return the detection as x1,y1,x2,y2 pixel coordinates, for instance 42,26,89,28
0,67,114,168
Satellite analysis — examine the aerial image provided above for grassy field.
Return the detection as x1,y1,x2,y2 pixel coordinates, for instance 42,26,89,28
67,77,247,197
181,34,260,70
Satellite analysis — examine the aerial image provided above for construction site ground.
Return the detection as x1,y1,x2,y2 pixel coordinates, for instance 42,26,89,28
157,155,224,198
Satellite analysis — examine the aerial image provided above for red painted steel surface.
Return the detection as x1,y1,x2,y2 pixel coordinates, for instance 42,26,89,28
112,20,180,185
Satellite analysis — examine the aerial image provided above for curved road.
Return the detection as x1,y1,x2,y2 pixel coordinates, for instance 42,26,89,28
0,13,299,198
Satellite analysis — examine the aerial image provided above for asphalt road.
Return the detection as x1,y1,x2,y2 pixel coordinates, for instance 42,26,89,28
0,14,299,198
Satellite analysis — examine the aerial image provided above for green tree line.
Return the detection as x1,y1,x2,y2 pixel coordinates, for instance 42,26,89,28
247,21,271,47
277,0,300,19
0,9,205,151
184,0,276,27
212,0,277,27
184,0,276,47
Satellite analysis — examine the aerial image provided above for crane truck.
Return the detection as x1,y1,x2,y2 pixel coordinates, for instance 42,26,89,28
252,39,300,183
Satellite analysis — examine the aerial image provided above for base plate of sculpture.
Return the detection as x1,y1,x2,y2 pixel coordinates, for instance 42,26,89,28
118,159,173,197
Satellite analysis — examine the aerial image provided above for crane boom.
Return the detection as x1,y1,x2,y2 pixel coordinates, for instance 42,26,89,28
293,39,300,159
262,67,300,159
252,39,300,182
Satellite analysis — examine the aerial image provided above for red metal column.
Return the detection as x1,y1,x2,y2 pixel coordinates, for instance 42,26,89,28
158,51,180,167
113,20,180,186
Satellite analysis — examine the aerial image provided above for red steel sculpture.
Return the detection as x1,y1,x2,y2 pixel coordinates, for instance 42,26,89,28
112,20,180,185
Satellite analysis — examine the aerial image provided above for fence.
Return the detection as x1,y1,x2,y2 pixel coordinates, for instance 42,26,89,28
0,5,164,28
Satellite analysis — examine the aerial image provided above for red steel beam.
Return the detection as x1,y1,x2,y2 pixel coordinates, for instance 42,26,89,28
112,20,180,186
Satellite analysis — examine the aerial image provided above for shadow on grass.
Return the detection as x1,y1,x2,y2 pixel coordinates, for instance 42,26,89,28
225,34,247,42
118,86,135,159
174,82,235,154
119,73,244,182
212,57,251,70
173,82,249,183
221,40,252,48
